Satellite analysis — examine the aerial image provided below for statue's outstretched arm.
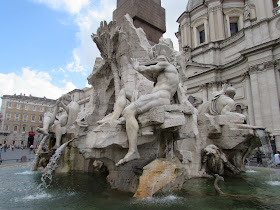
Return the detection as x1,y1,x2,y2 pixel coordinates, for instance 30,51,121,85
135,62,165,74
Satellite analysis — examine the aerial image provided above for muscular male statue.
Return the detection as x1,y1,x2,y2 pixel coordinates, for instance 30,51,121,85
36,94,80,148
98,55,179,166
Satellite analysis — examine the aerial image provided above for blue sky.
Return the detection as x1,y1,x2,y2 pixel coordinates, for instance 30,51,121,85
0,0,186,103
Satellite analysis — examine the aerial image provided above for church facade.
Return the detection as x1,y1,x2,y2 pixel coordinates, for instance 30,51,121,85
176,0,280,150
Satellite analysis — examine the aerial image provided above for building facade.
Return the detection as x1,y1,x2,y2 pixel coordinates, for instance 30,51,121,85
0,94,56,147
176,0,280,150
67,87,93,113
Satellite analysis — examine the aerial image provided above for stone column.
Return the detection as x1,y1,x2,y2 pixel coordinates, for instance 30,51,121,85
204,20,209,43
212,82,217,93
216,6,225,40
202,84,208,102
245,72,255,125
181,23,187,48
186,22,192,48
225,15,230,37
275,61,280,100
264,62,280,131
249,68,263,127
208,7,215,41
193,26,198,47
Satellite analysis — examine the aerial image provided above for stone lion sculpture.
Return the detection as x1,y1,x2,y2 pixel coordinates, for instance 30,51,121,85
201,144,241,175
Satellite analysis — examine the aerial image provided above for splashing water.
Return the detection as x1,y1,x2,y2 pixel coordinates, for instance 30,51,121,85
132,194,183,206
15,171,36,175
33,135,49,171
254,129,280,185
21,193,53,201
246,170,258,173
38,140,72,190
255,129,274,166
266,181,280,186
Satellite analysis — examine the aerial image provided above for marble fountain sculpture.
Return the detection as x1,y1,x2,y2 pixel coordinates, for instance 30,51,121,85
34,14,267,198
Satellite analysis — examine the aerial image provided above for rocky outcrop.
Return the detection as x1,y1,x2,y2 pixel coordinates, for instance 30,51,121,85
134,157,185,198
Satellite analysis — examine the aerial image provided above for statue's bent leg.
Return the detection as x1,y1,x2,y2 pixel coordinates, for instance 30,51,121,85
116,104,140,166
36,112,54,135
53,120,63,149
97,89,128,124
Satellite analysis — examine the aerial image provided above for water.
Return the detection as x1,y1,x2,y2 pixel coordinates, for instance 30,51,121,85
255,129,274,166
38,142,70,189
33,135,49,171
0,165,279,210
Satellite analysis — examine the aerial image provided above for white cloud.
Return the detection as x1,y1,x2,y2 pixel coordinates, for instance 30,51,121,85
32,0,116,76
74,0,116,69
0,68,76,106
162,0,187,51
65,49,88,76
27,0,188,90
31,0,90,14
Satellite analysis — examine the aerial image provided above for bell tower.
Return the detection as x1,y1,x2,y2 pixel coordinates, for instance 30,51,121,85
113,0,166,44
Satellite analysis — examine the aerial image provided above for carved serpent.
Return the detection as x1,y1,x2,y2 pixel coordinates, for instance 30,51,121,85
214,174,225,194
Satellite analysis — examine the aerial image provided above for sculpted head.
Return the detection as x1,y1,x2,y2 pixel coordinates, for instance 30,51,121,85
204,144,219,155
225,86,236,99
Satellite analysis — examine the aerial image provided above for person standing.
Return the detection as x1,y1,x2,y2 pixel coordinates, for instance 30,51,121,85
3,143,7,152
256,148,263,167
0,144,2,165
274,151,280,168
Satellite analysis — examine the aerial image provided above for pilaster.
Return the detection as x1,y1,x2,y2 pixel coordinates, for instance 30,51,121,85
248,66,263,127
244,72,255,126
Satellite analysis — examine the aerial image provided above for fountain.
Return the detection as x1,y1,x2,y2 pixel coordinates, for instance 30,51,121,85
29,14,275,199
1,13,279,209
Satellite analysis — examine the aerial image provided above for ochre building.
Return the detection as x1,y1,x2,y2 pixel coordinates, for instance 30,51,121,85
0,94,56,147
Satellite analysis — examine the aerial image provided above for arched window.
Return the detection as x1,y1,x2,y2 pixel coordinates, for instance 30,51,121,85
191,17,209,47
224,9,244,38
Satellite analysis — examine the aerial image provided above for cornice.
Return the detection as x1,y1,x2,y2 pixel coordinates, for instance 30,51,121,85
240,38,280,56
208,5,222,13
248,59,279,74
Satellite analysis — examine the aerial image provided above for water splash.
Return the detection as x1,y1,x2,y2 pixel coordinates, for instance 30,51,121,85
21,193,53,201
15,171,36,175
33,135,49,171
266,181,280,186
132,194,183,206
255,129,274,167
246,170,258,173
38,140,72,190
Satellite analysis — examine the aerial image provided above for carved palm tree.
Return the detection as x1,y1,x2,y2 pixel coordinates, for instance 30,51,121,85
91,21,121,98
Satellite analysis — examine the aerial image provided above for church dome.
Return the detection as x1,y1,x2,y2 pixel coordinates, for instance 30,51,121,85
186,0,205,12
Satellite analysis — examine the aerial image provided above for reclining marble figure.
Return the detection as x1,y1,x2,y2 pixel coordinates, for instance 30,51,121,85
98,54,179,166
199,84,245,120
36,94,80,148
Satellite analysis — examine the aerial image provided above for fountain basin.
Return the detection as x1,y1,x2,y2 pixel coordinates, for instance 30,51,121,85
1,164,279,209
